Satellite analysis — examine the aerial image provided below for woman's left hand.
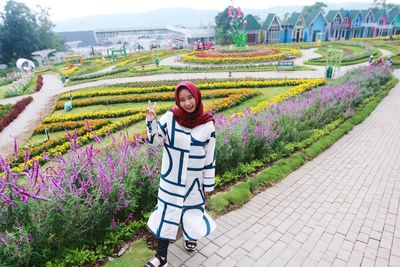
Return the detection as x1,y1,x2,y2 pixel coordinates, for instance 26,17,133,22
204,191,211,197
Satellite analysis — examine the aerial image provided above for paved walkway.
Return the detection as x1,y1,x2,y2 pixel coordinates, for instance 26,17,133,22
168,69,400,266
0,75,62,157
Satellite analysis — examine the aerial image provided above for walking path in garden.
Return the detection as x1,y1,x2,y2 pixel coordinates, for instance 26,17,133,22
167,69,400,267
0,75,62,157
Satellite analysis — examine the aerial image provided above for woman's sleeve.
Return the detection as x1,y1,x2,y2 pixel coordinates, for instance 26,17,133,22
203,124,216,192
146,113,168,146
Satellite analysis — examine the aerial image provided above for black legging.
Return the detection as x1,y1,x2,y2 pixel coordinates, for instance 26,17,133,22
156,238,170,258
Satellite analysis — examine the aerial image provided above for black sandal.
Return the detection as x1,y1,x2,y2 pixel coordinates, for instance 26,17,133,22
184,240,197,252
144,255,168,267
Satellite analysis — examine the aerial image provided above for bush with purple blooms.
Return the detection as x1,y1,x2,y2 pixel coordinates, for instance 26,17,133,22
1,131,162,265
0,66,393,266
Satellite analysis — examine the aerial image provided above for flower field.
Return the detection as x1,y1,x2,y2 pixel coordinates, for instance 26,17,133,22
7,78,324,173
63,50,187,82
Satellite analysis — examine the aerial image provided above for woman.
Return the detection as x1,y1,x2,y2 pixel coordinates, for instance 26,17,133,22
144,81,216,267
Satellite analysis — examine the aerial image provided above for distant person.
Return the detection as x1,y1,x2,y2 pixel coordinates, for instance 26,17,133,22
386,56,393,67
368,55,375,65
377,55,385,65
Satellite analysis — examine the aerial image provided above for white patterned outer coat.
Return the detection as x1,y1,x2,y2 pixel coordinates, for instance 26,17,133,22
146,111,217,240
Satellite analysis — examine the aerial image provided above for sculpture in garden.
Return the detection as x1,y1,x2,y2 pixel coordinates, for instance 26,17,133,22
228,0,248,47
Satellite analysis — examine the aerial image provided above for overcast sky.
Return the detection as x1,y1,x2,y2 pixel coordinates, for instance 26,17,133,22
0,0,387,21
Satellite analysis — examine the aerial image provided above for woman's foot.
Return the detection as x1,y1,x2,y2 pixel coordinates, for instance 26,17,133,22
184,240,197,252
144,256,168,267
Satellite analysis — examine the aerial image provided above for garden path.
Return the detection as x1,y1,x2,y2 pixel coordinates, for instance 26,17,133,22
167,70,400,266
0,74,62,157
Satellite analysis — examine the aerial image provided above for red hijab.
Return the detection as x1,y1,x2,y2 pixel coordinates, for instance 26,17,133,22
171,81,214,129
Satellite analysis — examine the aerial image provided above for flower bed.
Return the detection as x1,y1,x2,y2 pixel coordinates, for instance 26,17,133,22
11,78,322,172
180,47,300,64
0,97,33,132
54,89,258,109
68,50,187,82
4,73,34,98
59,78,316,100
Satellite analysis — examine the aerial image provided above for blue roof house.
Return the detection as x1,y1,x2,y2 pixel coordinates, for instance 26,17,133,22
303,10,328,42
262,14,282,44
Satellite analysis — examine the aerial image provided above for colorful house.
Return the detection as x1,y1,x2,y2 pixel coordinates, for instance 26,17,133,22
362,9,376,38
373,9,391,37
242,14,262,44
339,11,355,40
347,10,364,39
303,10,328,42
262,14,282,44
389,10,400,35
287,12,307,42
243,7,398,45
325,10,346,40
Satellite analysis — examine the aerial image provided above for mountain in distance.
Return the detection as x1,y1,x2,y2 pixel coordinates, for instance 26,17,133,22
54,2,375,32
54,8,219,31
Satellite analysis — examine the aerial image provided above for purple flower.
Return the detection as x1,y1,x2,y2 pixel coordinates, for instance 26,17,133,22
13,138,18,157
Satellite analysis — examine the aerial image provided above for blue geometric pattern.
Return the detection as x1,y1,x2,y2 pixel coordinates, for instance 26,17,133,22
146,111,217,240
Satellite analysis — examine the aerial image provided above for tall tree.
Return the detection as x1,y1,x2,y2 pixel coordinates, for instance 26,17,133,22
0,1,40,64
302,2,328,17
0,0,64,64
36,6,65,51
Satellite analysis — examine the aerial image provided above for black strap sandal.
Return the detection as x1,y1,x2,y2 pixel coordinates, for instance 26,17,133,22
184,240,197,252
144,256,168,267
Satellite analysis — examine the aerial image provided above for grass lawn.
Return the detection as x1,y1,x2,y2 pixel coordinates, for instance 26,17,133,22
105,240,153,267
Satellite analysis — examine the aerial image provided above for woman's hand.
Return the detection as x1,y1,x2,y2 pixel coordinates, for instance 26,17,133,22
146,100,157,121
204,191,211,197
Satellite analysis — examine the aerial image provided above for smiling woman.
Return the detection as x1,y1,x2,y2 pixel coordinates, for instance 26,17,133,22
144,81,216,267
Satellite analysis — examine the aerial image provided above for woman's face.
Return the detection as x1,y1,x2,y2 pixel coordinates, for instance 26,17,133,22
178,88,196,113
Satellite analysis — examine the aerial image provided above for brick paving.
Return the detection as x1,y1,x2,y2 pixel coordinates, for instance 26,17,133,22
168,69,400,266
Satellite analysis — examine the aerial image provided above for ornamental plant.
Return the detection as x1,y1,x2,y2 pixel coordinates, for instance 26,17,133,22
0,132,161,266
228,1,247,47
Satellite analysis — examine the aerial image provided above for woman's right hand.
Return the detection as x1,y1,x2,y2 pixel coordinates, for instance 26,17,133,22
146,100,157,121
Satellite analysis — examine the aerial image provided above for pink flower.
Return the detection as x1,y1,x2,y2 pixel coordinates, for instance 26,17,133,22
228,7,234,18
243,20,248,26
236,7,242,18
